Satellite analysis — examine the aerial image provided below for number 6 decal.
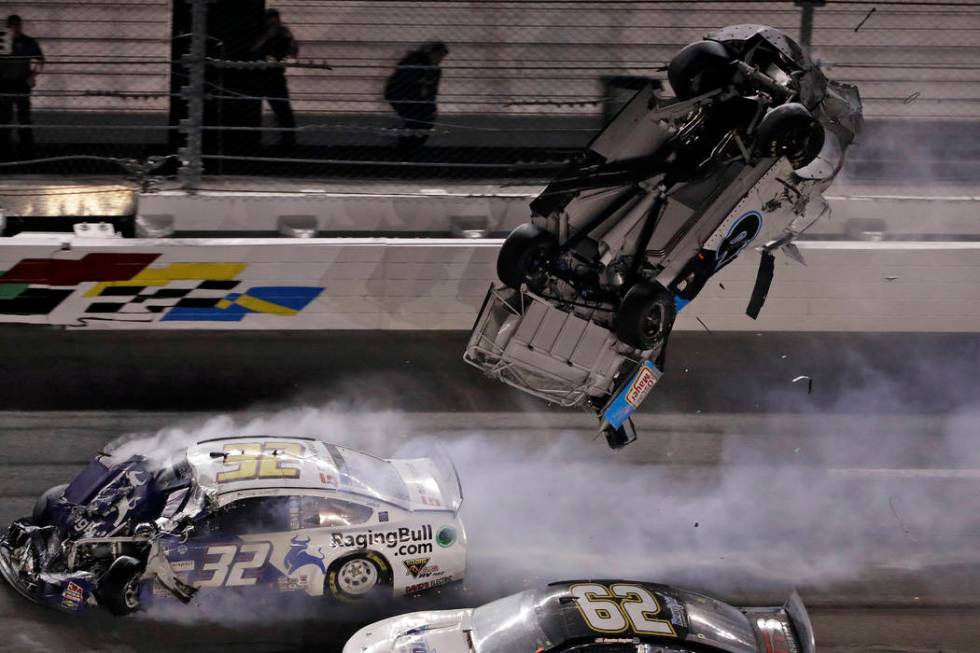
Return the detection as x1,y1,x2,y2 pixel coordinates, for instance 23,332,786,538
571,583,676,637
570,584,628,633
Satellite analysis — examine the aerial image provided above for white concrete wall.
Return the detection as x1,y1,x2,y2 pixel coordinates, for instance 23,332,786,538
0,235,976,332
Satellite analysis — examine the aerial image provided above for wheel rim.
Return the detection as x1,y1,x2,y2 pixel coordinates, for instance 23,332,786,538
525,244,553,282
336,558,379,596
123,576,141,609
778,125,814,161
643,304,666,342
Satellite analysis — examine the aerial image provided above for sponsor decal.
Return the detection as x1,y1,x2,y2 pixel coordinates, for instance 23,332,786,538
662,594,688,628
61,581,86,611
330,525,433,557
170,560,195,573
276,575,310,592
436,526,457,548
403,558,431,578
378,511,389,523
402,559,444,580
284,535,327,574
406,576,453,594
625,366,657,408
714,211,763,272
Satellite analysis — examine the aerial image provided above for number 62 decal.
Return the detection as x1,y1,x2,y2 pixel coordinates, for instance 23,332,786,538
570,583,677,637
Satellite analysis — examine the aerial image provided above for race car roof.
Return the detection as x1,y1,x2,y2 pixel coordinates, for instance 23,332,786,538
185,436,412,508
529,581,758,653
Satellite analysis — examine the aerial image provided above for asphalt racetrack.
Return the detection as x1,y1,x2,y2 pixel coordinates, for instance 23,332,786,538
1,329,978,652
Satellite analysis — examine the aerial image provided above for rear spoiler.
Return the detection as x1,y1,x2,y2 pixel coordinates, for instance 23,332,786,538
784,591,815,653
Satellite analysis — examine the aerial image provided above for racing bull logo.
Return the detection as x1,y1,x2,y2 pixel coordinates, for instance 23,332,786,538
284,535,326,574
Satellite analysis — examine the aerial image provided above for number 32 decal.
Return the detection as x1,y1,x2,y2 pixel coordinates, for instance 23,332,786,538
570,583,677,636
194,542,272,587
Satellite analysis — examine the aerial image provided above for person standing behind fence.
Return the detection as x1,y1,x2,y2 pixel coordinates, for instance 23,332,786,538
251,9,298,147
385,41,448,152
0,15,44,158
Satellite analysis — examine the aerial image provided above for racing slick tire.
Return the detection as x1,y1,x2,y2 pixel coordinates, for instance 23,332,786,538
97,556,145,616
325,552,392,602
615,283,676,350
755,103,825,169
31,484,67,524
667,40,734,100
496,223,558,291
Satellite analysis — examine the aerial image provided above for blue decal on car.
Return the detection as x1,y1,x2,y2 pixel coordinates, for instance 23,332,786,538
284,535,327,574
602,360,663,429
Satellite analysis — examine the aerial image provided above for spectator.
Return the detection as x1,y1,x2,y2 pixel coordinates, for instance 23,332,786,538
251,8,298,147
0,15,44,157
385,41,448,151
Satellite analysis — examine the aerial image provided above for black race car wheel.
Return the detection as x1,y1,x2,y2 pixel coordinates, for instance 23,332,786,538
325,552,391,602
31,484,67,524
97,556,144,616
496,223,558,291
667,40,734,100
615,283,676,350
755,103,825,169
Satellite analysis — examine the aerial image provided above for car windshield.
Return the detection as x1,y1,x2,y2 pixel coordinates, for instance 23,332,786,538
471,591,555,653
329,445,410,505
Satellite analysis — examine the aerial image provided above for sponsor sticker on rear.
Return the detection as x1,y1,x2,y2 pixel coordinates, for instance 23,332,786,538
602,361,663,429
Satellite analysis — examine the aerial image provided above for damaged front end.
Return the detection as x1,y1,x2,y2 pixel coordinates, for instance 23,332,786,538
0,451,200,614
0,520,99,613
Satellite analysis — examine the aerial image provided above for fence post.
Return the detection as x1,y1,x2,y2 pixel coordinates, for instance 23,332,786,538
178,0,208,190
794,0,826,53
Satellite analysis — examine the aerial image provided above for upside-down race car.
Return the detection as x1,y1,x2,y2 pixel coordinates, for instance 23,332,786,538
464,25,862,448
344,580,815,653
0,436,465,615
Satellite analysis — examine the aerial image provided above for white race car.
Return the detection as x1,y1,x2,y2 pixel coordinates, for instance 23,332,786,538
344,581,815,653
465,25,862,448
0,435,465,614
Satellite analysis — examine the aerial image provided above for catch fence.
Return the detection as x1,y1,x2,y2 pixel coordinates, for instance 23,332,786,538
0,0,977,190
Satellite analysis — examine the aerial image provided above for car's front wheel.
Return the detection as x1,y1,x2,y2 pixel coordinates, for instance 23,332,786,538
755,103,825,169
325,552,391,602
97,556,145,616
615,283,676,350
496,223,558,291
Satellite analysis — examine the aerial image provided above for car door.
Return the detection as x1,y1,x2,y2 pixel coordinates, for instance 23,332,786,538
165,495,294,591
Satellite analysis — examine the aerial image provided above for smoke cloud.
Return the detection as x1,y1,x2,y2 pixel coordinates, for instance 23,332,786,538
111,390,978,626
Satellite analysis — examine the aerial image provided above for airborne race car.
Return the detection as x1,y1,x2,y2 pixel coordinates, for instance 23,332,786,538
344,581,815,653
0,435,465,615
464,25,863,448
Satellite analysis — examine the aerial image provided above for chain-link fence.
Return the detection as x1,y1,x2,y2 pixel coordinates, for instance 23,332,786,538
1,0,979,189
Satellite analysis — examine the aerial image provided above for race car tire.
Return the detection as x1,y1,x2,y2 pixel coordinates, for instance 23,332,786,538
31,484,67,524
325,552,391,602
755,103,825,169
615,283,676,350
97,556,145,616
667,40,734,100
496,223,558,291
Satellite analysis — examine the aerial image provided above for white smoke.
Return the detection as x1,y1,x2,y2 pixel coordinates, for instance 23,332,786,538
113,395,979,626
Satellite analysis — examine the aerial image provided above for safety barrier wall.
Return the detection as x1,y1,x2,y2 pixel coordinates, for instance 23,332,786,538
0,236,976,332
136,182,980,238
